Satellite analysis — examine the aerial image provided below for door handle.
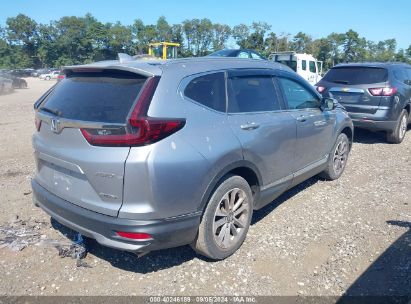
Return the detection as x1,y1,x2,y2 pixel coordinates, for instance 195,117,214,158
314,120,327,126
240,122,260,130
296,115,307,122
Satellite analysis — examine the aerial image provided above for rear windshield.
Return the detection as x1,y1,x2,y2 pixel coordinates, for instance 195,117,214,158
323,67,388,85
208,50,236,57
40,70,146,123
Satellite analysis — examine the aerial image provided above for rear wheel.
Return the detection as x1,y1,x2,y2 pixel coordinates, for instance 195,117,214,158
320,133,349,180
192,175,253,260
386,110,408,144
46,76,51,80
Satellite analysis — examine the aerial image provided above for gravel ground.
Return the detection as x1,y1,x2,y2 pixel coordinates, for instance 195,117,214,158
0,78,409,297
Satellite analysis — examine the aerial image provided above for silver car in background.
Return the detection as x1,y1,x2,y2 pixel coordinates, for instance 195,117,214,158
32,57,353,260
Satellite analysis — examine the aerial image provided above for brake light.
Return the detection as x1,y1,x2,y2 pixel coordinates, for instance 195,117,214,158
116,231,152,240
369,87,397,96
57,74,65,80
81,76,185,147
316,86,326,93
35,117,42,131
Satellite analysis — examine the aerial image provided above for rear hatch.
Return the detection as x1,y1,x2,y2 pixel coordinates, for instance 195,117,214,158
321,66,388,114
33,69,147,216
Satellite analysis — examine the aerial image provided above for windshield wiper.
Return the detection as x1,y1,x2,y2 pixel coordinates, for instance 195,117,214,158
332,80,350,84
40,107,62,117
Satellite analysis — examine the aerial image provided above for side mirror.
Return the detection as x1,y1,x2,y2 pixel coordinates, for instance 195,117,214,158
321,98,337,111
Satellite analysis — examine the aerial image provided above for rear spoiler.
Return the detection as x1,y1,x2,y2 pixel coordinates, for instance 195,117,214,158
62,64,161,78
118,53,134,63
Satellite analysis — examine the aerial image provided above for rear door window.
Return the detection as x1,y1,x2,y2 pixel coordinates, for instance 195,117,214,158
228,75,281,113
278,77,321,109
40,70,147,123
323,67,388,85
184,72,226,112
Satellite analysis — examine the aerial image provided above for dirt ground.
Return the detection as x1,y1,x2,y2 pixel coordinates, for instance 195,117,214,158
0,78,409,297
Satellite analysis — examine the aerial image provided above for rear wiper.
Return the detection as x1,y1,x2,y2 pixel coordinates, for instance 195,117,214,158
39,107,62,117
332,80,350,84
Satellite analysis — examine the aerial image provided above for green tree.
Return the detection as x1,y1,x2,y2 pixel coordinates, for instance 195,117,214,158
291,32,313,53
327,32,345,65
182,18,213,56
342,29,366,62
212,23,231,51
232,24,250,49
106,22,133,56
156,16,171,41
312,38,333,71
6,14,38,67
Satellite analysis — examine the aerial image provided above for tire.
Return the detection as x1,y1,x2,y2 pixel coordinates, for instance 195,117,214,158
320,133,350,180
46,76,51,80
386,110,408,144
191,175,253,260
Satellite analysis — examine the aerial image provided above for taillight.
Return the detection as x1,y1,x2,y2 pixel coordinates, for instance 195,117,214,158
369,87,397,96
115,231,152,240
57,74,65,79
316,86,326,93
35,117,42,131
81,76,185,147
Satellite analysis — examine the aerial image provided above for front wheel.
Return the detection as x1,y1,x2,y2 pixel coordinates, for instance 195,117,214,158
192,175,253,260
386,110,408,144
320,133,350,180
45,76,51,80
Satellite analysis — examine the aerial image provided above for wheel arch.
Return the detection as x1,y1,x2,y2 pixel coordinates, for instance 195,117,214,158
198,161,262,213
340,125,354,149
404,103,410,118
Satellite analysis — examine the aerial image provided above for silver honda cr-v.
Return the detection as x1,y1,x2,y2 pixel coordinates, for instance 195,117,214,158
32,57,353,260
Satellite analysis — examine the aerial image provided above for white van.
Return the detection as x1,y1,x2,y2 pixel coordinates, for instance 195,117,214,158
269,52,323,85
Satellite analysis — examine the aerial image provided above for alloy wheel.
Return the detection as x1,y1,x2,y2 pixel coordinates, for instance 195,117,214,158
333,139,348,175
399,115,407,140
213,188,250,249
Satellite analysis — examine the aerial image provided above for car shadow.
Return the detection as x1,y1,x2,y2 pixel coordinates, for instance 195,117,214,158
353,128,388,144
50,176,321,273
353,126,411,145
252,176,320,225
337,220,411,303
50,218,208,273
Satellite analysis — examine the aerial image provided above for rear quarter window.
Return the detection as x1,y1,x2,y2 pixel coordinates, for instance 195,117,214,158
394,69,408,84
40,70,147,123
184,72,226,112
323,67,388,85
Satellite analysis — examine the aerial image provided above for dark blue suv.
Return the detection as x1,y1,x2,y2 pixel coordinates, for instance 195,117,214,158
316,63,411,143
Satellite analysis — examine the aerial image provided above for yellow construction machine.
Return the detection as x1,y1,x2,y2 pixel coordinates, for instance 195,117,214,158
148,42,180,60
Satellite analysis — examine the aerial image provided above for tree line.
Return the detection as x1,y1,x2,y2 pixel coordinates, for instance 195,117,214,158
1,13,410,70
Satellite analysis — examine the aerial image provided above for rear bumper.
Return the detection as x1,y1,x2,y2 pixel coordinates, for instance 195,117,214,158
351,118,397,132
31,179,200,253
348,107,397,131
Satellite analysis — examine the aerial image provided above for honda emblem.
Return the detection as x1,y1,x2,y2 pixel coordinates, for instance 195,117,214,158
50,118,61,133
